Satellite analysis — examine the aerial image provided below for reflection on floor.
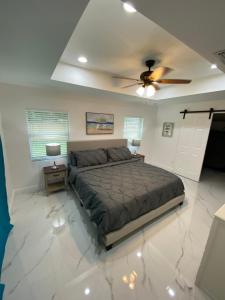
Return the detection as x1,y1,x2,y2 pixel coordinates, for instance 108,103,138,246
2,169,225,300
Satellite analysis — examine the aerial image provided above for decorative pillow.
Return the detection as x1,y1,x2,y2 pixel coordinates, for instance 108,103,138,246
107,147,132,162
74,149,108,168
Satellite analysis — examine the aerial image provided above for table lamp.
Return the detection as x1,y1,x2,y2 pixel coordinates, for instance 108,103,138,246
46,143,61,169
131,139,141,155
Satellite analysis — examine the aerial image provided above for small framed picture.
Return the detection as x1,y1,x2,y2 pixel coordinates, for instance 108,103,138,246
162,122,174,137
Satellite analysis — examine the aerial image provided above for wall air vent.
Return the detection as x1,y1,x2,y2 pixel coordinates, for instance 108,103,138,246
214,49,225,64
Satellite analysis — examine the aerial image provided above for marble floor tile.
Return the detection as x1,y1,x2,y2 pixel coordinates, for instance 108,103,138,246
2,168,224,300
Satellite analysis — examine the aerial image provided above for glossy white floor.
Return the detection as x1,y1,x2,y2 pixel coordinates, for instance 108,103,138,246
2,169,225,300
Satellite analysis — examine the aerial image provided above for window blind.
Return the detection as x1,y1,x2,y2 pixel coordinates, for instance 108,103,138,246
123,117,144,143
26,110,69,160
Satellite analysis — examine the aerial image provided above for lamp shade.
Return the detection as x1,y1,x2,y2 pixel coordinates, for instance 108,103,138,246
131,139,141,147
46,143,61,156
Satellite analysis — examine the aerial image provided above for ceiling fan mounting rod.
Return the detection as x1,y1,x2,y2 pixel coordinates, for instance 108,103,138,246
145,59,155,70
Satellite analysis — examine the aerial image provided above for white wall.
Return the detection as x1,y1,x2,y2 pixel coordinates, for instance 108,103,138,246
1,80,225,193
151,98,225,172
0,82,156,192
0,113,13,207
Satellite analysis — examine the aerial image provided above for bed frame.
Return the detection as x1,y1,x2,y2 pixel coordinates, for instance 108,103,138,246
67,139,185,250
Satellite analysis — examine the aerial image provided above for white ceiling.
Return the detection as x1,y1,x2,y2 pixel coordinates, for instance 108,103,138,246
131,0,225,74
1,0,225,103
52,0,224,100
0,0,90,87
61,0,218,79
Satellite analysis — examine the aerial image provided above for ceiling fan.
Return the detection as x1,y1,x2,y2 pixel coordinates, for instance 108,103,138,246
113,59,192,97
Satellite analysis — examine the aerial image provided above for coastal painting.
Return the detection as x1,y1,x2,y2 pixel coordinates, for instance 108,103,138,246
86,112,114,135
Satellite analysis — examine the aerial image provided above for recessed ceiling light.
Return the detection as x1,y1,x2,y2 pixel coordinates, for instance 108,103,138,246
136,251,142,258
78,56,88,63
123,2,136,13
211,64,217,69
84,288,90,296
166,286,176,298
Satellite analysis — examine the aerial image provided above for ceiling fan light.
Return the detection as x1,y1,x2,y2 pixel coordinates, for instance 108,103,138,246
136,86,145,96
146,85,156,97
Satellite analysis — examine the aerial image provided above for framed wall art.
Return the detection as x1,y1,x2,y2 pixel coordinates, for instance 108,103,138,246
162,122,174,137
86,112,114,135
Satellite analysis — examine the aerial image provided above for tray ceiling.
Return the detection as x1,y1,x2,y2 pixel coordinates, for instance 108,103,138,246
52,0,224,100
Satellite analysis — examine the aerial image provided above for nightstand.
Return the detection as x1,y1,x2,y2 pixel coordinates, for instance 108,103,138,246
132,154,145,162
43,164,67,196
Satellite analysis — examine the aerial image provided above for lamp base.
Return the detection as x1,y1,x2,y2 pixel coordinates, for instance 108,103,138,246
51,161,58,169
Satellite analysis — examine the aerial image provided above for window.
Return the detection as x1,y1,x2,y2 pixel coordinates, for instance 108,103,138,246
123,117,144,143
26,110,69,160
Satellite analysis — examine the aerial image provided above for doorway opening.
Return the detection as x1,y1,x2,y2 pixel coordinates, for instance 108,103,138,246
202,113,225,174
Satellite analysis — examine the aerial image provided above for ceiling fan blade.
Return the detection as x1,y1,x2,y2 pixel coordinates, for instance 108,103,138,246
112,75,139,81
122,83,142,88
151,82,160,91
156,79,192,84
150,67,172,81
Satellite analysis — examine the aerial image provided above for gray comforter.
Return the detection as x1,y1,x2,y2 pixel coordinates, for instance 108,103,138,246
69,159,184,236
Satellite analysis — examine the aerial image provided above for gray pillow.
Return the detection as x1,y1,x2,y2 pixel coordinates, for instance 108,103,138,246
107,147,132,162
74,149,107,168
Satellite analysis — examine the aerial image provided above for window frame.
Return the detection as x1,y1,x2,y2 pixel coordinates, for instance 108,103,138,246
123,116,144,143
26,109,70,161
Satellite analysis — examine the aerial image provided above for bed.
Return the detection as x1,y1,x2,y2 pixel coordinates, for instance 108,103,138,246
67,139,185,250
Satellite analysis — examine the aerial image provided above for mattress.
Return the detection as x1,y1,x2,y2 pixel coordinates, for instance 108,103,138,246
69,159,184,237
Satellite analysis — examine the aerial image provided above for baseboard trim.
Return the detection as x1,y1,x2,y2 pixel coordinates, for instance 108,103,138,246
9,185,40,213
13,184,40,196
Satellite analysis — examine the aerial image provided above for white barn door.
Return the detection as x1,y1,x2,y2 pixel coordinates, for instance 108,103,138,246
174,114,212,181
